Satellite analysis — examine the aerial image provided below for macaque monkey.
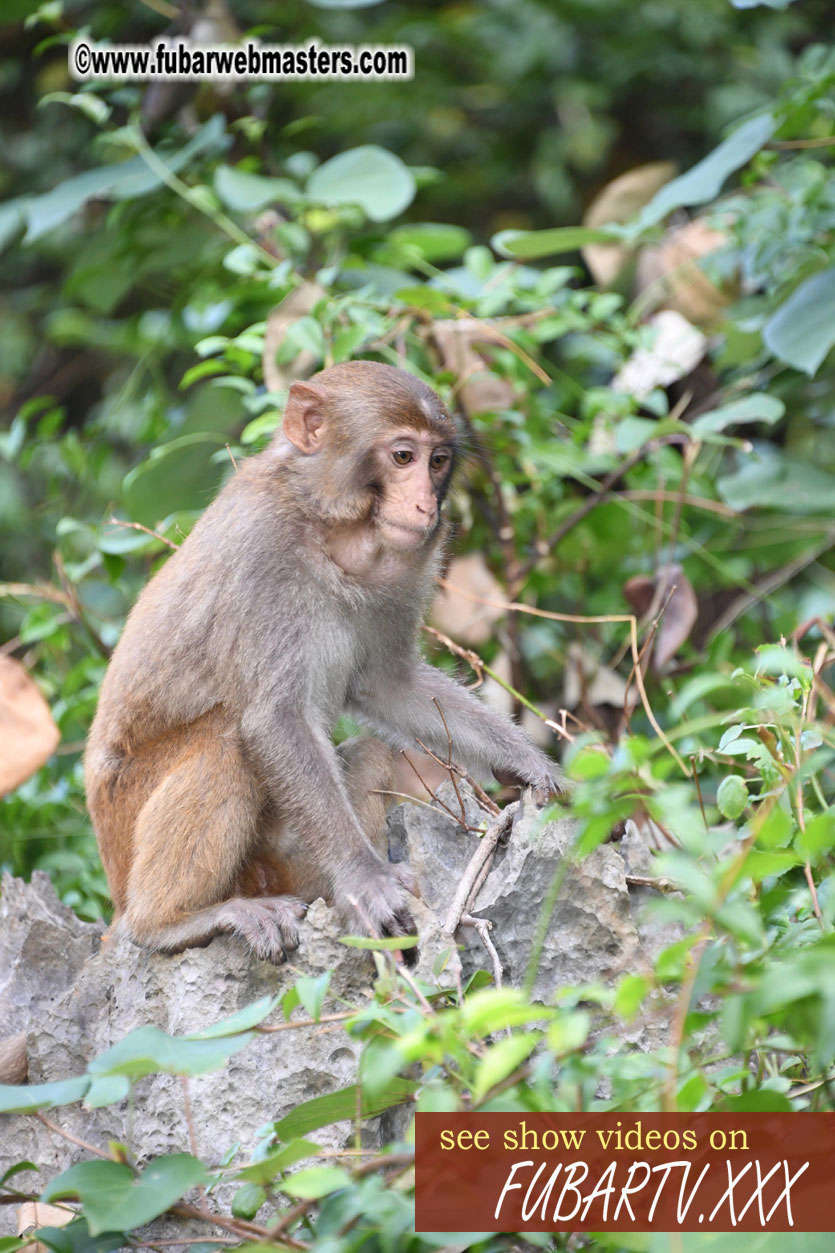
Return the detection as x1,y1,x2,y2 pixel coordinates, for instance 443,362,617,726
86,361,564,962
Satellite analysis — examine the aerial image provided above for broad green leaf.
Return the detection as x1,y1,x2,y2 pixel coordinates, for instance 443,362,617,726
614,974,650,1020
744,849,801,881
186,994,281,1039
632,113,776,232
0,1075,89,1114
122,433,227,526
546,1010,592,1054
281,1166,352,1199
797,809,835,858
33,1221,151,1253
84,1075,131,1108
88,1024,253,1078
214,166,299,212
273,1078,418,1139
386,222,471,262
691,393,784,434
0,197,25,252
472,1032,540,1103
231,1182,267,1219
492,225,619,260
294,972,331,1021
306,145,415,222
233,1138,319,1184
763,266,835,375
339,934,419,950
42,1154,208,1236
460,988,555,1036
393,285,452,313
717,775,749,820
717,449,835,513
24,116,228,242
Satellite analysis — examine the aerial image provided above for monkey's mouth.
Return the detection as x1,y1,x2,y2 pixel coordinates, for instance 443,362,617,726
378,517,436,547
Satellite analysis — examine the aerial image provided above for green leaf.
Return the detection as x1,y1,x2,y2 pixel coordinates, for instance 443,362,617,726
42,1155,209,1236
281,1166,352,1199
306,145,416,222
339,934,419,951
460,988,555,1036
0,1075,89,1114
214,166,299,212
0,1161,36,1185
614,974,650,1020
294,972,331,1021
717,774,749,820
273,1078,418,1139
231,1182,267,1219
472,1033,540,1103
393,285,453,313
122,433,227,526
24,116,227,242
763,266,835,376
186,994,281,1039
386,222,471,262
797,809,835,858
34,1220,124,1253
84,1075,131,1108
632,113,776,232
88,1024,253,1078
718,450,835,513
492,225,619,260
233,1138,319,1184
691,393,784,434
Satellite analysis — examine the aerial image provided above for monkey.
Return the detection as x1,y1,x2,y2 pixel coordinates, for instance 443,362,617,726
85,361,565,964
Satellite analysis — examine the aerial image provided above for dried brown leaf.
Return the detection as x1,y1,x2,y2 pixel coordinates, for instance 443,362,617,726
0,655,60,795
430,554,505,645
583,161,677,285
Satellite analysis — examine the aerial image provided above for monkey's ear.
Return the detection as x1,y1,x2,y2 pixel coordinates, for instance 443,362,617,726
282,381,327,454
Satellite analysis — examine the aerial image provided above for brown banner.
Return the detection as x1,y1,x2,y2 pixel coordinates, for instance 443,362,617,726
415,1113,835,1233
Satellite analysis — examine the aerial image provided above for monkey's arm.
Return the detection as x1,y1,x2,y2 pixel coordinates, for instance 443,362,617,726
240,706,416,935
349,661,565,795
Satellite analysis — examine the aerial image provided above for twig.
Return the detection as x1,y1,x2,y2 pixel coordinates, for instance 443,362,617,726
512,423,691,591
707,532,835,642
107,517,179,551
34,1113,115,1160
435,580,690,776
624,874,677,892
255,1011,355,1033
443,806,515,937
460,911,503,986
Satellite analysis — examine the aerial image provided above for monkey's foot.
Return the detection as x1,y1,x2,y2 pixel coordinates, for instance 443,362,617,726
221,895,308,964
342,864,419,966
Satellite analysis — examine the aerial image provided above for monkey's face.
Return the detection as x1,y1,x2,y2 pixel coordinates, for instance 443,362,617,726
372,431,455,550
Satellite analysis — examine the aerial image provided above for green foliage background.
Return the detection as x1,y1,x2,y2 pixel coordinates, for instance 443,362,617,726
1,0,835,1249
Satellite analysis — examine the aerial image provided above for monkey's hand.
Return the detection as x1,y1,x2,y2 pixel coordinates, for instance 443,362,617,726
219,896,308,965
341,861,418,966
493,761,570,807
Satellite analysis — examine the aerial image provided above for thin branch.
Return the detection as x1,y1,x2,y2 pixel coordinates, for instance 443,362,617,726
34,1113,115,1160
107,517,179,551
443,806,515,937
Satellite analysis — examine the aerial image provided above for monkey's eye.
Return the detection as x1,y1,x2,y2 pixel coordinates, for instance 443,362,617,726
431,452,450,472
392,449,414,466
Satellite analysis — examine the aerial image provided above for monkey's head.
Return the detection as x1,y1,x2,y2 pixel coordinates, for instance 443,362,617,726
277,360,460,550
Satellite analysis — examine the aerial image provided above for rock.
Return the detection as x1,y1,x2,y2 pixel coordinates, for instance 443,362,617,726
0,786,678,1237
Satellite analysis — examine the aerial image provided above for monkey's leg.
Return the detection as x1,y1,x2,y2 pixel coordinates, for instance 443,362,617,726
337,736,397,858
123,729,306,963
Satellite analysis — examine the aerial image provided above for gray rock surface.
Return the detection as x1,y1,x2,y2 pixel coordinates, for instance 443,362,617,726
0,790,677,1238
